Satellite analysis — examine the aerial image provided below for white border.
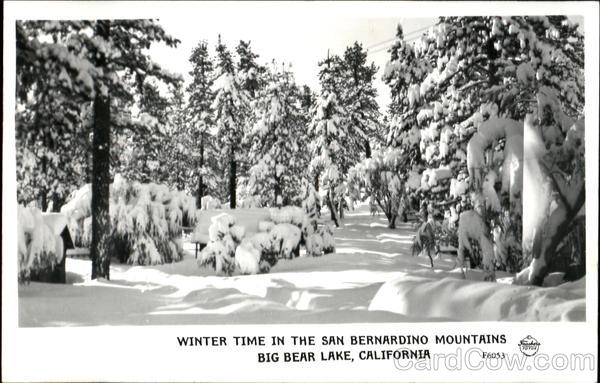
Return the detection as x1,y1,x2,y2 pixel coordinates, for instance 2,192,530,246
3,2,598,382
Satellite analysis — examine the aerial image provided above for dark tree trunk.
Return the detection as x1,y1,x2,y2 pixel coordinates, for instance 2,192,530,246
196,139,205,209
229,148,236,209
91,20,111,280
314,174,319,192
327,189,339,227
387,214,397,229
41,191,48,212
365,140,372,159
274,174,282,207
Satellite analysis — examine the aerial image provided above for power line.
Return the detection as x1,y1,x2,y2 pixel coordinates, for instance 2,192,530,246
367,32,426,56
365,23,435,51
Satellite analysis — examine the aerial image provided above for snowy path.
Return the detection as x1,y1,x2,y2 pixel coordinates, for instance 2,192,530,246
18,204,585,326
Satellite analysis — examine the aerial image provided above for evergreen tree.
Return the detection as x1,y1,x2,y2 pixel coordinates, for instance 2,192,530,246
186,40,219,206
309,54,349,226
246,63,308,206
212,35,249,208
341,42,381,159
16,20,181,279
163,84,189,191
383,17,584,279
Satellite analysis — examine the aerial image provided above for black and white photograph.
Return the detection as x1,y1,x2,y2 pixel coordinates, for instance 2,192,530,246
3,1,598,382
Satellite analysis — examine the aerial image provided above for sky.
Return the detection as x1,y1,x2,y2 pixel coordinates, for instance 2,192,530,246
150,17,437,110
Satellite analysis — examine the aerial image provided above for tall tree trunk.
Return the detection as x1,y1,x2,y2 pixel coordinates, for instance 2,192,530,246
365,140,371,159
229,147,236,209
274,173,282,207
338,196,344,220
387,213,397,229
91,20,111,280
327,189,339,227
196,139,205,209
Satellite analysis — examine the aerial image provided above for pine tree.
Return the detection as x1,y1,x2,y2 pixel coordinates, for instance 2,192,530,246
212,36,249,208
16,20,181,279
163,84,189,191
186,40,218,206
309,53,349,226
383,17,584,280
341,42,381,159
246,63,308,206
15,21,93,211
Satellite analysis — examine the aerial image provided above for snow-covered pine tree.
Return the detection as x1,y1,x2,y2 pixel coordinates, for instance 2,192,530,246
309,53,349,226
341,42,382,159
236,40,263,98
162,84,189,191
16,21,94,211
117,81,173,184
16,20,181,279
245,63,308,206
383,17,584,280
186,40,220,206
235,40,266,203
212,36,249,208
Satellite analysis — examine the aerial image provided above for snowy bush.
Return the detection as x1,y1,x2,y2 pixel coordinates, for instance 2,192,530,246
347,147,407,228
305,233,324,257
198,201,336,275
198,213,244,275
270,223,302,259
318,225,336,254
61,175,197,265
200,195,221,210
17,205,64,283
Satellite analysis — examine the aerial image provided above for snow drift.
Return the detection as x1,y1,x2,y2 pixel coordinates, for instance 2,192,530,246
369,273,585,321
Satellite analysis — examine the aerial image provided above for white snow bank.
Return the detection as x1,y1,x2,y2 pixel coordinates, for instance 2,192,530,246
369,274,585,321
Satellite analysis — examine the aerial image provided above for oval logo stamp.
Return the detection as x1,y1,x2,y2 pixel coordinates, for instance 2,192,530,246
518,335,541,357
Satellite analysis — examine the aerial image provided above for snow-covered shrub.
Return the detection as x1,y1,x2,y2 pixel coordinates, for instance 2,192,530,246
318,224,336,254
238,195,262,209
300,181,321,236
198,213,244,275
60,184,92,245
305,233,324,257
61,175,197,265
270,223,302,259
347,147,407,228
257,220,275,233
200,195,221,210
270,206,305,226
235,233,275,274
456,210,496,281
250,231,280,269
17,205,63,283
234,238,262,275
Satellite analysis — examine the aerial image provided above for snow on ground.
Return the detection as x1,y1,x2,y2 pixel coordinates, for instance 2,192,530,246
18,204,585,326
